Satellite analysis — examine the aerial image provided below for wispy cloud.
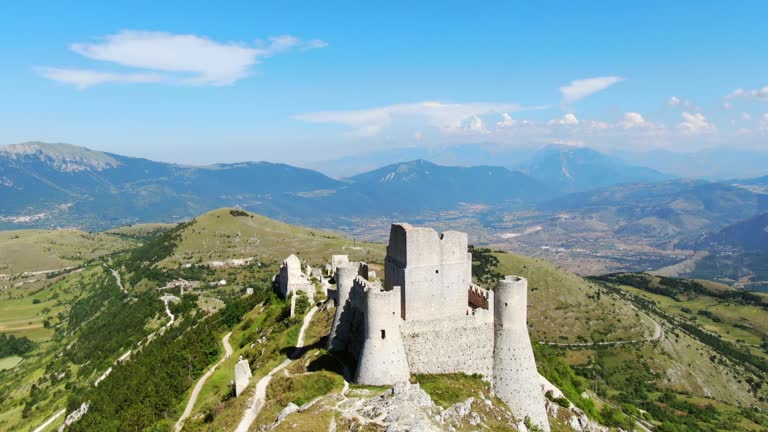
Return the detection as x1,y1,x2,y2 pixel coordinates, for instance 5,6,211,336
679,112,715,134
296,101,525,137
40,31,327,88
560,76,623,103
37,68,166,89
726,86,768,101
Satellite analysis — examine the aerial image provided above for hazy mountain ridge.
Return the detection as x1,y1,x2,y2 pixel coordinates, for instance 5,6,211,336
541,179,768,238
343,159,552,212
0,143,553,230
521,145,671,193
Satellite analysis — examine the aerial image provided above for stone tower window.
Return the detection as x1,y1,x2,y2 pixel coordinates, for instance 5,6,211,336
380,329,386,339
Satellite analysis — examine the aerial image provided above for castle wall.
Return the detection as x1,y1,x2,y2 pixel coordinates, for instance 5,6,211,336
384,223,471,321
399,312,494,378
492,276,550,432
328,262,367,351
278,254,313,299
355,280,410,385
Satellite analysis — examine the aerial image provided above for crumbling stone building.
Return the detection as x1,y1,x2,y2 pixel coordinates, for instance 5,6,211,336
327,223,550,431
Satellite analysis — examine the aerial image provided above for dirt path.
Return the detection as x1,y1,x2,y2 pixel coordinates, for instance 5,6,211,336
174,331,233,432
162,296,176,327
32,408,65,432
235,306,318,432
105,265,125,293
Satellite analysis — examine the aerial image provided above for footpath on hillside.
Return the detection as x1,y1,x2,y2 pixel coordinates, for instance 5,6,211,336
174,332,233,431
235,306,319,432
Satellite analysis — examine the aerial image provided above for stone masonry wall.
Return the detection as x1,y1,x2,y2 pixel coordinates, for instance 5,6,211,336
385,223,471,321
399,312,494,378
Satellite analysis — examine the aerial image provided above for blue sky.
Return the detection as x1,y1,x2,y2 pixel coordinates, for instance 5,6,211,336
1,1,767,165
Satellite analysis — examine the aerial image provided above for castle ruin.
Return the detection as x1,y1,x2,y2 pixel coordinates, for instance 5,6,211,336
326,223,550,431
278,254,316,316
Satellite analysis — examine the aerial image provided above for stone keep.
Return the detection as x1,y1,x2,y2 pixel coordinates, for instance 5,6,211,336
234,355,252,397
493,276,550,432
327,223,550,431
385,223,471,320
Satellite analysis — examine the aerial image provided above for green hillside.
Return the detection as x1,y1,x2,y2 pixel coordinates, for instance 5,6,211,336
158,208,385,268
2,209,767,431
0,229,136,274
472,248,653,344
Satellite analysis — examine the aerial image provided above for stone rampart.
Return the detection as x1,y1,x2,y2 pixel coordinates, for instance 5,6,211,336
399,313,493,378
492,276,550,431
355,280,410,385
328,261,368,351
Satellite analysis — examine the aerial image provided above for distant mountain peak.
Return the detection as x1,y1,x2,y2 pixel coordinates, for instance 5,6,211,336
0,142,120,172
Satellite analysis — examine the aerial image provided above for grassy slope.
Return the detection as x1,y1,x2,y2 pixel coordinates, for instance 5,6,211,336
0,229,136,274
493,252,652,343
103,223,176,240
159,208,385,268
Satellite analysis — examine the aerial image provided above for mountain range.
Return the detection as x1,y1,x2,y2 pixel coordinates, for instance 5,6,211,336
1,141,676,230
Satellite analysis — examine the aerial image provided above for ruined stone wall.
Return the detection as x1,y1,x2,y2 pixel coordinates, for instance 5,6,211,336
328,262,367,351
355,279,410,385
492,276,550,432
278,254,315,302
384,223,471,321
399,312,494,378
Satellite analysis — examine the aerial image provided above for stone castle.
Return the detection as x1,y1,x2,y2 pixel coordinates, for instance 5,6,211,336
279,223,549,431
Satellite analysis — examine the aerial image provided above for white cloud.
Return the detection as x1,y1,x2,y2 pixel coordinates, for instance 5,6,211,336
667,96,681,106
548,113,579,125
461,115,489,134
37,68,166,89
41,30,327,87
552,138,584,146
559,76,623,103
741,112,752,121
622,112,646,128
761,113,768,133
679,112,714,134
496,112,517,128
723,102,733,110
726,86,768,101
296,101,523,137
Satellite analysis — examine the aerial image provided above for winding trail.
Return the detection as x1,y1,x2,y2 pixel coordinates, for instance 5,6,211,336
162,296,176,327
105,265,125,293
235,306,318,432
174,332,233,432
32,408,65,432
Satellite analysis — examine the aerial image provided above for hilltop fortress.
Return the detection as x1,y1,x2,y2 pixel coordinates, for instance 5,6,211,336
280,223,550,431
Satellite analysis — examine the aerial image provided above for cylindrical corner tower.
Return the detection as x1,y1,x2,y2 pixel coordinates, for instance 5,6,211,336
355,285,410,385
492,276,550,432
328,263,359,351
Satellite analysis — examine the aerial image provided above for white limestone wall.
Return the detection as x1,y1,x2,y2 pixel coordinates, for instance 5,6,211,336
355,283,410,385
385,223,471,321
492,276,550,432
328,262,368,351
331,255,349,275
328,263,358,351
399,313,494,378
278,254,313,298
234,357,252,397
